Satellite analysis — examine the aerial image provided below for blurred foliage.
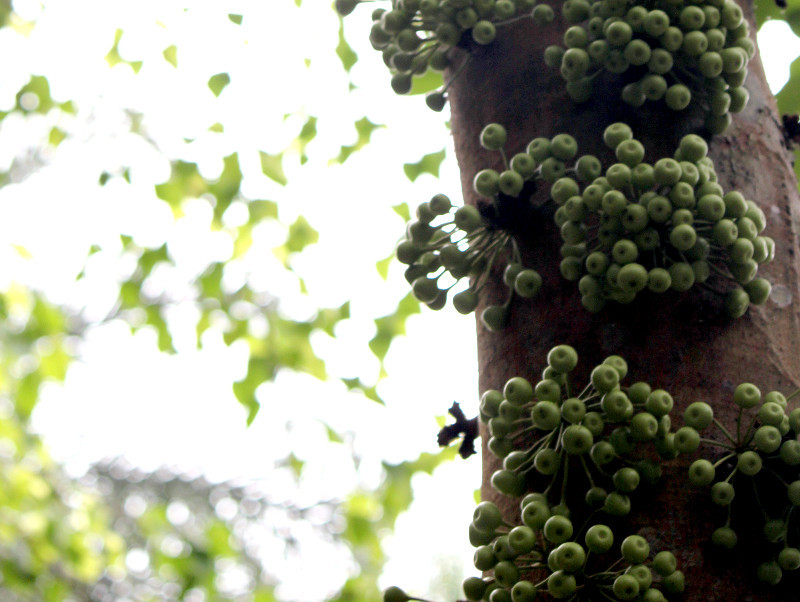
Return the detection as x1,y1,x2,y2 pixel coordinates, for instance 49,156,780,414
756,0,800,36
0,1,449,600
0,409,123,599
81,459,282,600
330,447,458,602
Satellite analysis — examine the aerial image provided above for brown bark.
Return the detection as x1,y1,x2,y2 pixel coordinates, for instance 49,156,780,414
447,2,800,600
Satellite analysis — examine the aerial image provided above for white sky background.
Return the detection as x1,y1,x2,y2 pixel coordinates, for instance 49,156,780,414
0,1,797,600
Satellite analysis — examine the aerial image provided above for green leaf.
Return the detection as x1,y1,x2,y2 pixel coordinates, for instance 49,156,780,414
16,75,54,114
322,422,344,443
155,160,206,206
375,253,392,280
198,262,224,299
249,199,279,221
313,301,350,336
119,280,141,309
11,244,32,259
286,453,305,477
208,72,231,97
380,448,457,520
139,244,169,275
259,151,287,185
403,149,446,182
15,371,41,420
341,377,383,404
756,0,783,29
391,202,410,222
233,358,267,425
788,6,800,37
162,44,178,67
105,29,124,67
777,55,800,115
223,319,249,347
208,153,243,222
332,117,384,164
48,126,66,147
105,29,142,73
146,305,175,352
32,297,67,335
209,122,224,133
756,0,800,34
295,116,318,164
38,341,71,382
232,307,336,424
335,16,358,73
206,521,235,556
409,69,444,95
368,293,420,362
228,13,243,24
0,2,10,27
284,216,319,254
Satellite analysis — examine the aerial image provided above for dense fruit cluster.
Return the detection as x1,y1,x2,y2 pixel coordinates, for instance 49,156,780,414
481,346,678,516
473,124,591,195
544,0,753,131
397,124,551,330
336,0,553,111
681,384,800,585
463,499,684,600
551,123,773,316
396,191,539,327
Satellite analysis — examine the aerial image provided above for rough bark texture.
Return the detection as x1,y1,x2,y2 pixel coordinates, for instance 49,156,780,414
447,2,800,600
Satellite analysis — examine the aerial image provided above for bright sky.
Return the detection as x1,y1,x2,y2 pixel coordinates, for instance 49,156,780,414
0,1,798,600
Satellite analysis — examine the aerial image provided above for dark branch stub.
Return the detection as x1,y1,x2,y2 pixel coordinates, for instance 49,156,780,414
783,114,800,148
437,402,479,459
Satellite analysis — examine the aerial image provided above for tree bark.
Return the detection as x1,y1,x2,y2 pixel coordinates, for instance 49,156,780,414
448,2,800,599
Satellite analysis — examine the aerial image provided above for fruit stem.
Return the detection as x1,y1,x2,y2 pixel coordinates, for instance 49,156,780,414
559,453,570,505
740,412,759,447
752,477,770,521
736,406,743,444
701,438,735,451
713,452,736,468
712,418,737,445
441,53,471,94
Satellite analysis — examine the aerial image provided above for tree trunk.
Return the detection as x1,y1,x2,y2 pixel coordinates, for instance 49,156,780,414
448,2,800,599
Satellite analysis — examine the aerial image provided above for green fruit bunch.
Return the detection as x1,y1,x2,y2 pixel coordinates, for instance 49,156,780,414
544,0,753,131
473,123,592,197
481,345,678,518
336,0,553,111
552,123,773,316
681,384,800,585
465,499,684,601
397,191,541,326
398,124,558,329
